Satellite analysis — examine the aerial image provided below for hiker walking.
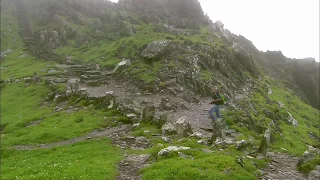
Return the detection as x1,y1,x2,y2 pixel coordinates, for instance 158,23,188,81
208,86,226,144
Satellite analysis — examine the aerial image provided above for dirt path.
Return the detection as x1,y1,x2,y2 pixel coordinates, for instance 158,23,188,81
12,125,131,150
260,152,307,180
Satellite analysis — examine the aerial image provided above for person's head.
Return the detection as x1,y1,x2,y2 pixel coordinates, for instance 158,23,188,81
212,86,218,93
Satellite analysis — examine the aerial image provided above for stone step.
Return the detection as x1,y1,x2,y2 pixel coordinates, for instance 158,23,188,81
80,74,104,80
84,70,101,75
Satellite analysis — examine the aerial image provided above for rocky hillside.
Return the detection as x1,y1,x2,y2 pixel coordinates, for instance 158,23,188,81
1,0,319,179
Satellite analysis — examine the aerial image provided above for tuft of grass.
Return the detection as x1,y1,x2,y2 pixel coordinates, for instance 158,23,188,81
297,157,320,173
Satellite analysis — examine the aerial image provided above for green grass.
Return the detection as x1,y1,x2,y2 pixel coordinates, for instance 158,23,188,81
298,157,320,173
1,84,52,134
266,79,320,155
0,84,124,147
1,50,53,80
1,138,123,180
130,123,265,180
141,150,259,180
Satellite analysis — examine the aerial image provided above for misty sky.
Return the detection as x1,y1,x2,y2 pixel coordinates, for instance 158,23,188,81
109,0,319,61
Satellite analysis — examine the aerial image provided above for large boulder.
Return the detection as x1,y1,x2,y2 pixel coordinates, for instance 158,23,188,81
141,40,171,59
112,59,131,73
158,146,190,156
175,116,193,136
161,122,177,135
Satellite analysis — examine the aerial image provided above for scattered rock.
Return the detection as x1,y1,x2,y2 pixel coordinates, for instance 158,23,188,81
161,136,169,142
202,149,213,154
264,129,271,145
48,69,58,74
178,152,188,158
116,154,150,180
18,54,28,58
55,78,66,83
175,116,193,136
215,137,234,146
235,140,248,150
235,156,245,167
267,85,272,95
190,132,203,139
126,113,137,119
197,139,207,145
112,59,131,73
1,49,13,58
158,146,190,156
278,101,285,108
105,91,114,95
161,122,177,136
226,129,236,134
298,146,320,168
133,123,140,128
308,165,320,180
287,112,298,128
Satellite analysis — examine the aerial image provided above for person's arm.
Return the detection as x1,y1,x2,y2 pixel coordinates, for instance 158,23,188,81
210,93,222,104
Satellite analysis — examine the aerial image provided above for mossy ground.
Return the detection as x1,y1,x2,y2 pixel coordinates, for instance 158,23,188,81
0,81,127,179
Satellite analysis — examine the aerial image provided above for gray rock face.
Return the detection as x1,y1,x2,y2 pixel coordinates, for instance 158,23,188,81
308,165,320,180
161,122,176,135
1,49,13,58
141,40,171,59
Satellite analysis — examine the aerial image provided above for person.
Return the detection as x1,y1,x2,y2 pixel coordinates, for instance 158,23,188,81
208,86,223,121
208,86,226,144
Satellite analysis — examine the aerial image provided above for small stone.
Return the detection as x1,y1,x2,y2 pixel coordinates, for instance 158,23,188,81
202,149,213,154
190,132,203,139
225,129,236,134
105,91,114,95
235,140,248,150
178,152,187,158
133,123,140,128
197,140,206,145
161,137,169,142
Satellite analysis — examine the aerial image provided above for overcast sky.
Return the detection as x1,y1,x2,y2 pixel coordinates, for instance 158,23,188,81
110,0,319,61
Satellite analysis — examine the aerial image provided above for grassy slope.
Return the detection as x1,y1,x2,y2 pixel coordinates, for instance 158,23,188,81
1,138,122,180
0,51,51,80
0,83,125,179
